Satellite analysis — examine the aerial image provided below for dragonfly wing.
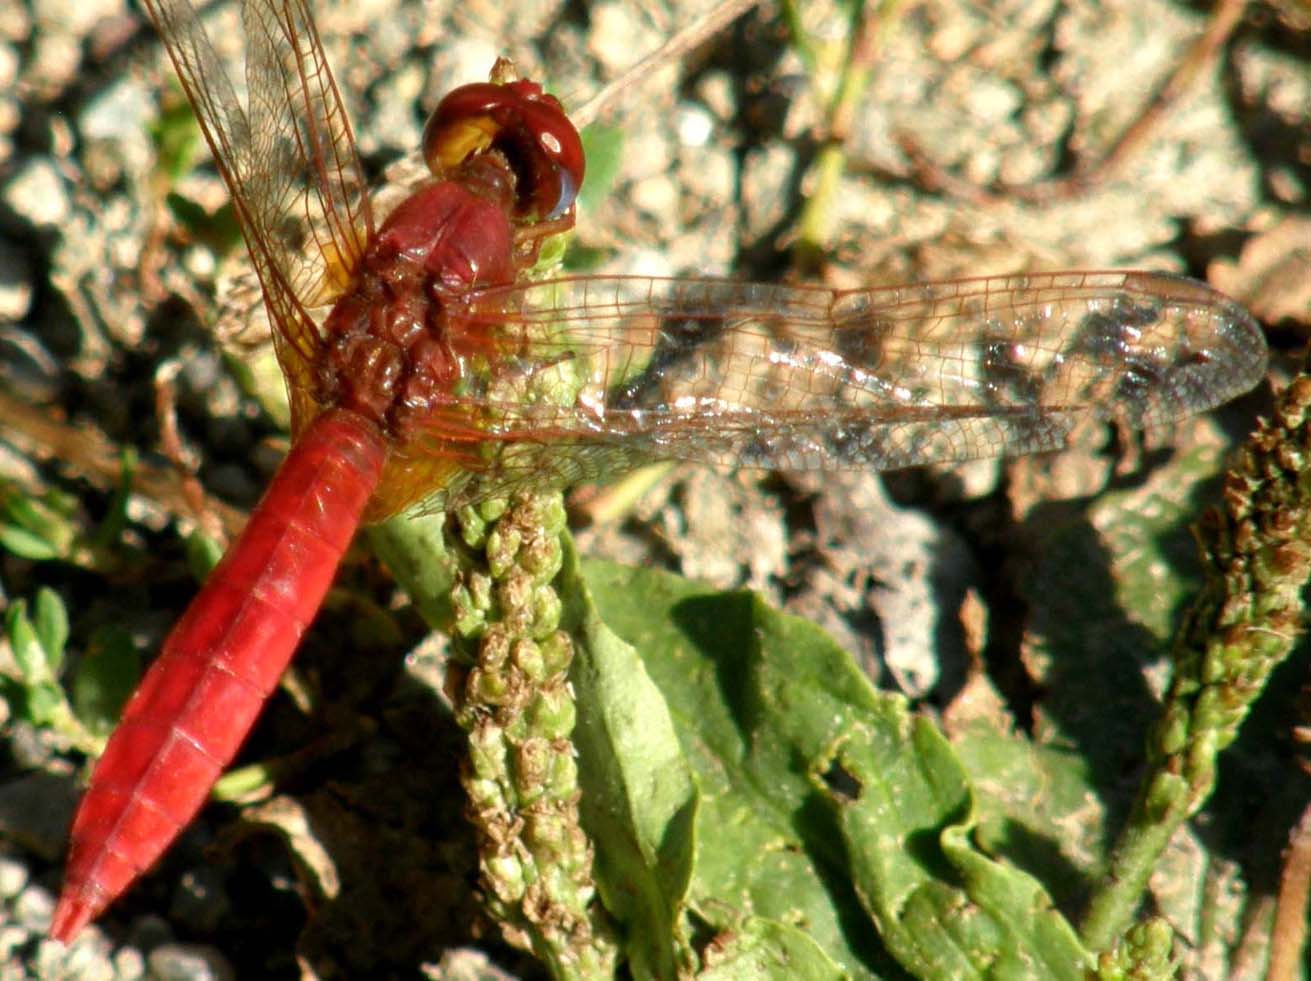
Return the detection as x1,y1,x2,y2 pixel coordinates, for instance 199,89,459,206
390,270,1265,512
142,0,372,427
240,0,373,301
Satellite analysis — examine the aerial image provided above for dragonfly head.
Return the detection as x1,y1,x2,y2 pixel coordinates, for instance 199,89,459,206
423,67,585,225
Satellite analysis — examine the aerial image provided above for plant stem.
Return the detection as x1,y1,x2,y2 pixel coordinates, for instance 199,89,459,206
1081,373,1311,951
786,0,904,270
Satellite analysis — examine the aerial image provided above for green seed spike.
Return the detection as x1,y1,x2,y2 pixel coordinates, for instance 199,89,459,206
1082,373,1311,953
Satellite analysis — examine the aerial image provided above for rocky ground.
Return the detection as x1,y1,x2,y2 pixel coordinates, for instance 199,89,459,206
0,0,1308,976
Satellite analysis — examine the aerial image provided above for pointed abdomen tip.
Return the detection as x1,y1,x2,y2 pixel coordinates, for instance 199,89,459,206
49,887,102,943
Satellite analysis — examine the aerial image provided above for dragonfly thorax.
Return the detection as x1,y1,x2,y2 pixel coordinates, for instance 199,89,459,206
317,179,516,431
372,180,516,290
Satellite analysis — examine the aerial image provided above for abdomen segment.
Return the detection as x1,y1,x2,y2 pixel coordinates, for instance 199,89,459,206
51,408,386,941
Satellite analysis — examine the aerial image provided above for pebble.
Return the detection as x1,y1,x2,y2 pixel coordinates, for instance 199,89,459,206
0,855,30,899
114,945,147,980
0,924,27,961
2,158,70,228
148,942,237,981
675,103,714,149
13,881,54,931
35,931,118,981
80,76,156,178
587,1,660,76
0,237,33,320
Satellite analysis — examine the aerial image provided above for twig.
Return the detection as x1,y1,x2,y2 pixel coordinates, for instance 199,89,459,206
1266,715,1311,981
572,0,767,129
0,387,246,541
154,359,228,545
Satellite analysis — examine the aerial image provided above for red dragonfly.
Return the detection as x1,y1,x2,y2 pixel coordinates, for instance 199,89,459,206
52,0,1267,941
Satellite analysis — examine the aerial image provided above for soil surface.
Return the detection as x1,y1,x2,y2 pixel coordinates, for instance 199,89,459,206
0,0,1308,977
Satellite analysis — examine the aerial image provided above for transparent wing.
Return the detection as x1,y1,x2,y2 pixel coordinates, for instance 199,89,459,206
142,0,372,426
372,270,1266,516
240,0,372,300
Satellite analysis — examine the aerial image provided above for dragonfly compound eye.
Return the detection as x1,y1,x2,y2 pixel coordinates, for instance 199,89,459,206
423,80,585,222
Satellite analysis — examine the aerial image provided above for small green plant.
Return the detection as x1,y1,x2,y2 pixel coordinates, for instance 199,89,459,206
0,463,144,754
1,588,138,755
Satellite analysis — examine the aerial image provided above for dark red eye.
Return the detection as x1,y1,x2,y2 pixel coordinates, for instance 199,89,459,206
423,79,585,221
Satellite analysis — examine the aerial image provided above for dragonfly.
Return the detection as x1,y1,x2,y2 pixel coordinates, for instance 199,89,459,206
51,0,1267,942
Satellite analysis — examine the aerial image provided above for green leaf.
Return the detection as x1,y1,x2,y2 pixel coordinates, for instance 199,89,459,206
581,557,1095,978
986,443,1231,914
224,346,291,430
698,916,848,980
165,194,244,254
0,482,77,560
1020,445,1225,760
564,126,623,273
185,528,225,582
577,124,624,215
6,600,47,685
560,538,698,980
24,681,64,728
951,730,1102,909
0,525,62,561
32,587,69,675
560,242,612,273
582,558,894,975
368,510,460,629
0,677,23,717
150,86,202,182
71,625,140,739
2,592,75,730
212,760,276,803
163,190,211,232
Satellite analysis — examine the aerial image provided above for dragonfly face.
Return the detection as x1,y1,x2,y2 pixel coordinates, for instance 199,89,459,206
422,74,586,222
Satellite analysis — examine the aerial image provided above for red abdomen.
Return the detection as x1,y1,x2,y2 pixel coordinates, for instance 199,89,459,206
51,408,386,940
